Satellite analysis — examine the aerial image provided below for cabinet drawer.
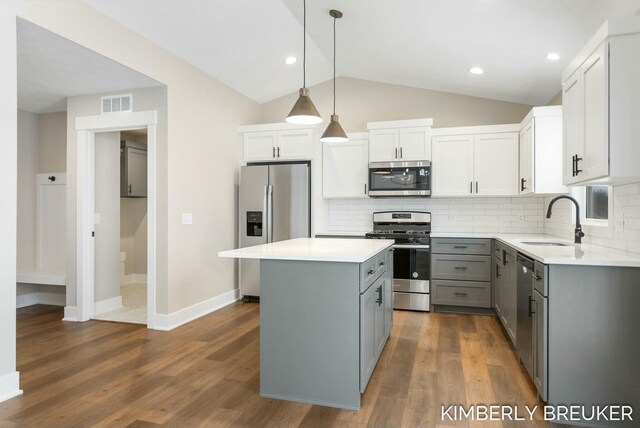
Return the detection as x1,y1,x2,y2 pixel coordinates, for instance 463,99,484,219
360,254,385,292
431,254,491,281
432,280,492,308
431,238,492,255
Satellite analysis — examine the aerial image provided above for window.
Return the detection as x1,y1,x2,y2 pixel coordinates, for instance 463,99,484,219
585,186,609,220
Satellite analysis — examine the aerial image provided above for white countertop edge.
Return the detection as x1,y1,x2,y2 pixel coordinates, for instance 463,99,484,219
218,238,394,263
432,232,640,267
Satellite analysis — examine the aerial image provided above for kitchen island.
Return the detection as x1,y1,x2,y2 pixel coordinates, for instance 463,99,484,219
219,238,394,410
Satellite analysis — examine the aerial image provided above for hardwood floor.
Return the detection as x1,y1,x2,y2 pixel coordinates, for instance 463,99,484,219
1,303,563,427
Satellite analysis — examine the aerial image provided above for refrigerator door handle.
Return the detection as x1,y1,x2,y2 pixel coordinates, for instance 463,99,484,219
267,184,274,243
263,184,269,243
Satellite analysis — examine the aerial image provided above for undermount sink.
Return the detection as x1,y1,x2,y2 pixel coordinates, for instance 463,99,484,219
520,241,570,247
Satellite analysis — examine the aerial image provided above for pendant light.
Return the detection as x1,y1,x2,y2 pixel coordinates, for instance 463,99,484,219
286,0,323,125
320,9,348,143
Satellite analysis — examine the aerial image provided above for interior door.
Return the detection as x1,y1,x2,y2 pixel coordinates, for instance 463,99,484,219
431,135,474,196
474,133,519,196
269,163,310,243
127,148,147,197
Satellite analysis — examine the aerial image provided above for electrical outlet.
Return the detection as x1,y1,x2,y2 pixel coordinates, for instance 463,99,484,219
518,214,525,222
182,213,193,225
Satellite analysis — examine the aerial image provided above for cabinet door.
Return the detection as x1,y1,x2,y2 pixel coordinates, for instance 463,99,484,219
243,131,277,162
398,127,431,161
533,291,548,401
431,135,474,196
562,70,583,185
580,42,609,182
360,284,376,392
369,129,398,162
277,128,314,160
126,148,147,197
323,139,368,198
375,282,386,357
494,259,503,318
474,133,519,196
519,120,534,194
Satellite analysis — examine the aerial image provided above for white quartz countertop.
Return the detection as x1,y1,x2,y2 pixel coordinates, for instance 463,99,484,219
432,233,640,267
218,238,394,263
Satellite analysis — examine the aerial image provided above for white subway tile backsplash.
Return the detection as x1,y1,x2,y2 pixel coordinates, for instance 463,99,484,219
544,182,640,255
325,196,545,234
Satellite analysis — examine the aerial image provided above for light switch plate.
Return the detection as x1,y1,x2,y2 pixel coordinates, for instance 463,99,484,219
182,213,193,225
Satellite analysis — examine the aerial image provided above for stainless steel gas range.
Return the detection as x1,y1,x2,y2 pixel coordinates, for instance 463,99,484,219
365,211,431,311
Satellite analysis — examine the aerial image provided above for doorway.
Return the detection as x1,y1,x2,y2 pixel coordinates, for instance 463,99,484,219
75,110,157,328
91,129,148,325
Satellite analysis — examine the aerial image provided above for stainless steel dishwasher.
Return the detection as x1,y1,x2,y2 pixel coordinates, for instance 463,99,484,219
516,254,535,379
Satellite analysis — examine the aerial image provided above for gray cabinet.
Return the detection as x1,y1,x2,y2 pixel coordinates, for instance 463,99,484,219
431,238,492,309
359,250,392,393
494,240,517,345
532,261,548,401
120,140,147,198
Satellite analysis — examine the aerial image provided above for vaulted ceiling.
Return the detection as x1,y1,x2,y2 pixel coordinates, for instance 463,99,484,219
83,0,640,105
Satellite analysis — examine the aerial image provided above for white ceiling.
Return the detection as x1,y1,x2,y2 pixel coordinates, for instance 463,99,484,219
84,0,640,106
17,19,162,113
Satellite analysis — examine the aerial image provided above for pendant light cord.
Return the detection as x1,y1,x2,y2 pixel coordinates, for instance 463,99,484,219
303,0,306,88
333,14,336,115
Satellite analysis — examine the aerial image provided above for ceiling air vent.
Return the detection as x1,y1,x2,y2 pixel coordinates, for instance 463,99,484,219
101,94,133,114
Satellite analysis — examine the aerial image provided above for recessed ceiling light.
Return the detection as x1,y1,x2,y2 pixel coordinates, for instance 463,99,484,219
469,67,484,75
284,56,297,65
547,53,560,61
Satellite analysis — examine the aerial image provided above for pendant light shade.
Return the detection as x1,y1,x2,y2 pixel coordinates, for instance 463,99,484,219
286,88,323,125
286,0,322,125
320,9,348,143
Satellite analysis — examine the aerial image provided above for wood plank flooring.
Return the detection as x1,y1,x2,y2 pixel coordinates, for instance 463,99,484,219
1,303,566,427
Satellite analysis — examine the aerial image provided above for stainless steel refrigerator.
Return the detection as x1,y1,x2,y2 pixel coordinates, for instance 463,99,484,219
240,162,311,298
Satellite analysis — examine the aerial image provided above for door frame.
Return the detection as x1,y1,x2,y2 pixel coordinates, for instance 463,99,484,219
75,110,158,328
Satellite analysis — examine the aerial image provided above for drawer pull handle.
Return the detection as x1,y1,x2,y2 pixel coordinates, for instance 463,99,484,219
454,292,468,297
453,266,468,270
379,262,385,267
367,269,376,275
453,245,468,249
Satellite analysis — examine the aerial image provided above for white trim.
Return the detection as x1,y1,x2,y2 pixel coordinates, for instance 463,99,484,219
0,372,22,404
123,274,147,285
367,118,433,130
93,295,123,316
154,289,240,331
63,306,78,321
75,110,157,131
16,271,65,286
237,122,319,133
74,110,158,329
431,123,520,136
16,292,66,308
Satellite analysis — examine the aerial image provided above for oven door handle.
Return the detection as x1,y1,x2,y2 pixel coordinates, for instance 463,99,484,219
392,244,430,249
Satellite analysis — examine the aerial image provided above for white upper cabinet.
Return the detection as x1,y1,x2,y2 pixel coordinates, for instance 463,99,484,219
562,19,640,185
520,106,567,195
474,133,519,196
368,119,432,162
432,125,519,197
323,133,369,199
240,124,315,163
432,135,474,196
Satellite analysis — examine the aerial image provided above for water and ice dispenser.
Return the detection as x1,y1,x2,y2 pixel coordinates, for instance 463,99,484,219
246,211,263,237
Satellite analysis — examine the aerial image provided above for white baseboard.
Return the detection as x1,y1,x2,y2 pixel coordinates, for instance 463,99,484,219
0,371,22,404
154,288,240,331
123,274,147,285
94,295,123,316
16,292,66,309
63,306,78,321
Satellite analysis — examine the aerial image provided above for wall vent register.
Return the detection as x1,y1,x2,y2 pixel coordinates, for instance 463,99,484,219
102,94,133,114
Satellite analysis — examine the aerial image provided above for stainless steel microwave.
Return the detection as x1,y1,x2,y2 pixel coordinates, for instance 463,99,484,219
368,161,431,197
